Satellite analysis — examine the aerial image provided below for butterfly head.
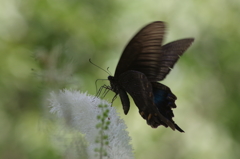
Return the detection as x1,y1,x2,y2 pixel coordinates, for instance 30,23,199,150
108,75,114,81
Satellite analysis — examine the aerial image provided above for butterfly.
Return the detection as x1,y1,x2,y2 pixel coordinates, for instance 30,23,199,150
108,21,194,132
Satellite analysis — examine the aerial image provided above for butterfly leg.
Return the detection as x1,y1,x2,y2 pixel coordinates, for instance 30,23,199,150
110,93,118,107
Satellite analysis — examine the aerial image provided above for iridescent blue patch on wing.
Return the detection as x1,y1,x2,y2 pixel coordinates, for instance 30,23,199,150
153,89,168,105
151,82,184,132
152,83,177,118
153,89,170,117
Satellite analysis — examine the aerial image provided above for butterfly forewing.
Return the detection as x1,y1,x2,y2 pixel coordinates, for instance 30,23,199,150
114,21,165,80
155,38,194,81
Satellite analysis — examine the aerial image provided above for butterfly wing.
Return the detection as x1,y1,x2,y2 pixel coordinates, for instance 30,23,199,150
114,21,194,81
155,38,194,81
118,70,176,129
114,21,165,80
152,82,184,132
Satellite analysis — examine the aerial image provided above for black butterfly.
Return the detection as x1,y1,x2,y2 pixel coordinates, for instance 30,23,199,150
108,21,194,132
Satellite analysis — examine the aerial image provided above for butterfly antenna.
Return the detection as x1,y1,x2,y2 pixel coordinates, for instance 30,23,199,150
89,59,110,75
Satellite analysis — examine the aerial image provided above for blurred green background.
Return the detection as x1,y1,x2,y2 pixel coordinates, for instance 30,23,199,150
1,0,240,158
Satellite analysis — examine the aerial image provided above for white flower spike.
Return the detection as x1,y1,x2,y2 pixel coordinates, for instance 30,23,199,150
49,89,134,159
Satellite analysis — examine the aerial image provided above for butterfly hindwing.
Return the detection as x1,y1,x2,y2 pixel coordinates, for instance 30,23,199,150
152,82,184,132
117,70,175,129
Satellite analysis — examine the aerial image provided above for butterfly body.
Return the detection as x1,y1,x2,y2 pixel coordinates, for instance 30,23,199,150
108,21,194,132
